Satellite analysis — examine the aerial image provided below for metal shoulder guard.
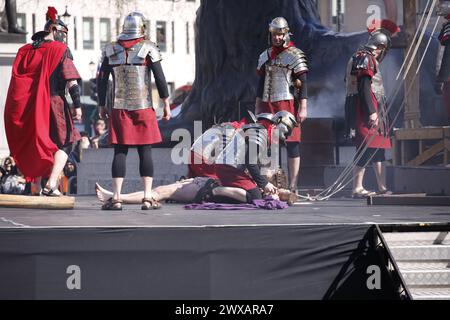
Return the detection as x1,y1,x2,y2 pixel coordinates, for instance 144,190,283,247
440,21,450,46
283,47,308,74
191,123,237,163
351,51,376,76
242,123,269,153
138,40,162,63
102,42,126,65
103,42,124,58
257,49,270,71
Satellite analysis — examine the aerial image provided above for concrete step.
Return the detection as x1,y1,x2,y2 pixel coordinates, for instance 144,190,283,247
389,245,450,261
384,232,450,246
409,287,450,300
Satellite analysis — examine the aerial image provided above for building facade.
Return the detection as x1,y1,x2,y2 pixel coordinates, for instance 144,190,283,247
0,0,199,156
316,0,440,33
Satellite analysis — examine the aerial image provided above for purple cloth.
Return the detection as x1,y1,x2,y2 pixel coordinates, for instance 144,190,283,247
184,197,289,210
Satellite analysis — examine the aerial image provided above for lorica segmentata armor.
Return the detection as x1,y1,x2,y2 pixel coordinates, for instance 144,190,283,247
102,40,162,110
113,65,151,111
258,47,308,102
346,51,385,104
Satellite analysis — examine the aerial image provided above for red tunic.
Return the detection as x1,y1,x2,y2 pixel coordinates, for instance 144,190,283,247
109,108,162,145
4,41,68,178
49,56,81,147
257,42,302,143
354,57,391,149
213,164,257,191
107,38,163,146
188,151,220,180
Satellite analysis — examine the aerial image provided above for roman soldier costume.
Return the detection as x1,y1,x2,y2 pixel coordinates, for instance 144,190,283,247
4,7,81,179
97,11,170,210
345,19,400,151
256,17,308,143
98,12,169,146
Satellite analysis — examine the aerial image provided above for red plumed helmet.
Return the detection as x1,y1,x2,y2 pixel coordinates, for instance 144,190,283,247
368,19,400,37
46,6,58,23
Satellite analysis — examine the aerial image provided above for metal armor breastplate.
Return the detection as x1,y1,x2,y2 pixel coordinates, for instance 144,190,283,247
263,63,293,103
104,41,159,110
261,47,308,103
114,65,152,110
371,60,385,103
214,124,269,169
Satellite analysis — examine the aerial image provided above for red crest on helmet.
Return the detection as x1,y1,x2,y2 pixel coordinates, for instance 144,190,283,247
368,19,400,36
46,7,58,22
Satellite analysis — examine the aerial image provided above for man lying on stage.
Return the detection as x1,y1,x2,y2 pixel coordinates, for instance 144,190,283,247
96,111,298,206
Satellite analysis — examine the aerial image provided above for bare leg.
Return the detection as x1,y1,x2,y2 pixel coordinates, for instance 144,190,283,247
212,186,248,203
142,176,153,200
96,182,143,204
112,177,124,201
353,166,366,192
47,150,68,191
288,156,300,190
162,181,202,202
96,179,203,204
372,161,387,192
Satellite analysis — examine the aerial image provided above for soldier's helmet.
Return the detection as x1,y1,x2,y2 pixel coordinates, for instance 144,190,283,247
364,19,400,61
272,111,297,142
118,12,147,41
32,7,68,43
268,17,291,48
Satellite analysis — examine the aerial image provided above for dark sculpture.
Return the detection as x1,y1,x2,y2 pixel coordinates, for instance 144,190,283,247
0,0,27,34
158,0,443,144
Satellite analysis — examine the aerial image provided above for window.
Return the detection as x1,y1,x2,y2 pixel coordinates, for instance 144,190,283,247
186,22,190,54
32,14,36,35
116,18,121,36
171,21,175,53
100,18,111,49
145,19,150,39
83,17,94,50
16,13,26,31
156,21,167,52
331,0,345,31
74,17,78,50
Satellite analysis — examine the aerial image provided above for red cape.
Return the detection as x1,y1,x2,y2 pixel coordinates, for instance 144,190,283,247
4,41,67,178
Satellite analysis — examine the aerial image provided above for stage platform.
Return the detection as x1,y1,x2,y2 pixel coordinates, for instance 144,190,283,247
0,197,449,228
0,197,449,300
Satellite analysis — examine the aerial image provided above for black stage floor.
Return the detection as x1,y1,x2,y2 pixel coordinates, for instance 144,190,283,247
1,196,449,299
1,196,449,228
